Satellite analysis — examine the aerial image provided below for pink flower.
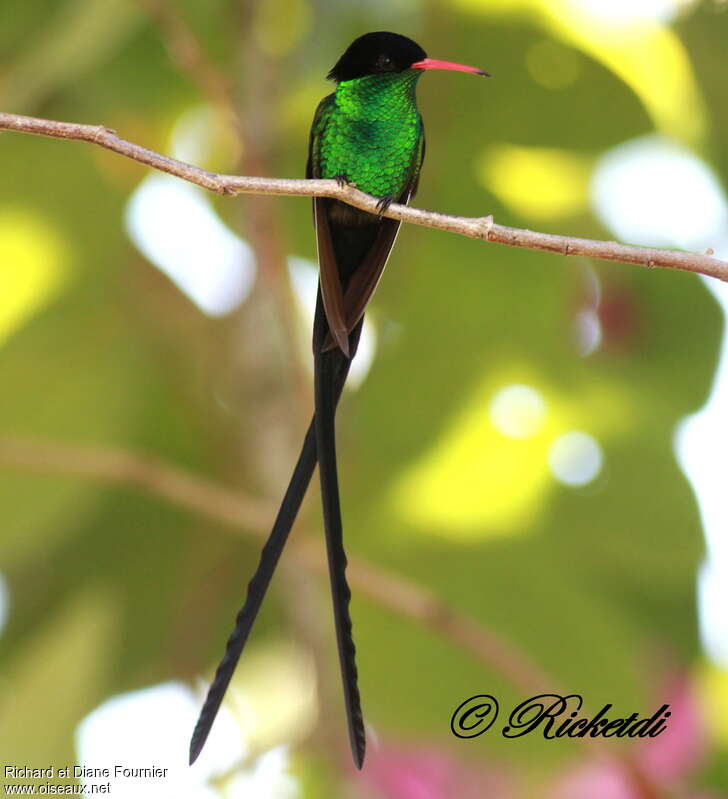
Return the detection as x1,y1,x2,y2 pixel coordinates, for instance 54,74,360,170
360,741,511,799
550,673,722,799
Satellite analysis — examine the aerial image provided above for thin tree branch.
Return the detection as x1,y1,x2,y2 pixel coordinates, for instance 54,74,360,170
0,438,661,782
0,435,551,695
1,111,725,282
131,0,242,133
0,437,276,531
0,107,677,790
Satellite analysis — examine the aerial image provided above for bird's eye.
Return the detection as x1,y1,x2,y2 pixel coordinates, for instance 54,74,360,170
377,54,394,70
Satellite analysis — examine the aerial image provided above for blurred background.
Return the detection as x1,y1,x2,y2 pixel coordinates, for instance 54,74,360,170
2,0,728,796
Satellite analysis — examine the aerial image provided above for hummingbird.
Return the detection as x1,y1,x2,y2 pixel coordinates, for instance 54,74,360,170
189,31,488,770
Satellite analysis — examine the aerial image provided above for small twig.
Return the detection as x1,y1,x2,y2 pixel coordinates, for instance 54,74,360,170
135,1,311,431
1,111,726,282
0,435,551,695
0,437,275,531
132,0,241,132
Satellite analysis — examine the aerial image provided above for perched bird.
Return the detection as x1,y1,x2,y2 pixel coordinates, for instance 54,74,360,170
189,31,488,770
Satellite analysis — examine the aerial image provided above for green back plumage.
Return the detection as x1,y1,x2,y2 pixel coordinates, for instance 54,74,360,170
310,71,425,199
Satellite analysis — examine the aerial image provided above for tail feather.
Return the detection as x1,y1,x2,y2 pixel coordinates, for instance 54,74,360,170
313,290,366,769
189,320,363,766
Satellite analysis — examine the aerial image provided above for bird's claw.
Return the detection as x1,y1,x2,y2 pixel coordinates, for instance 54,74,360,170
334,173,350,188
376,195,394,216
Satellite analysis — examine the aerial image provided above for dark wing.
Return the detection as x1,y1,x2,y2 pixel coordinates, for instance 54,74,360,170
338,198,407,334
313,200,350,355
307,95,350,355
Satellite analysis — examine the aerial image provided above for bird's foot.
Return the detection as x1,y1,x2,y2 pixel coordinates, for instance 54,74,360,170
376,195,395,216
334,173,350,188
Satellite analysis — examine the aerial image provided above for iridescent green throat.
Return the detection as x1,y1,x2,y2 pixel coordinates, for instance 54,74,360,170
317,71,424,199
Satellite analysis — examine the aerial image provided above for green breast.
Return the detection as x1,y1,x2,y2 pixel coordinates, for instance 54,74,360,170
314,72,423,199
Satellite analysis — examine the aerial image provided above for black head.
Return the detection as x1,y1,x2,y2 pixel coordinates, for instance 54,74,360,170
327,32,427,82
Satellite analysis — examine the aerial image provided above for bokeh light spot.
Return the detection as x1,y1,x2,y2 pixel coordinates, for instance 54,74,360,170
0,210,68,346
170,104,240,168
222,641,318,755
696,661,728,749
489,384,546,438
125,175,256,317
288,257,376,389
548,431,603,486
76,682,243,797
591,136,728,250
393,370,629,537
526,40,581,89
570,0,686,25
595,138,728,673
675,268,728,672
0,573,9,638
228,747,299,799
697,562,728,670
575,309,602,357
479,145,591,220
393,373,557,538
